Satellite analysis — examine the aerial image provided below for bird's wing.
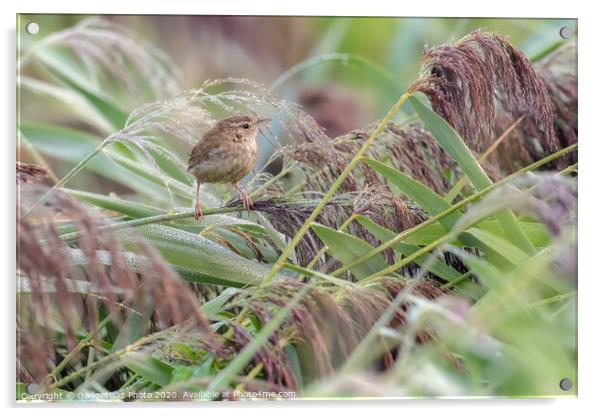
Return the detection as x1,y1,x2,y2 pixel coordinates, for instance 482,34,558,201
188,126,221,171
188,140,212,171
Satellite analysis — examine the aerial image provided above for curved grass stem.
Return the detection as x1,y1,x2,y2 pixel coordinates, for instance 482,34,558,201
305,213,357,270
271,52,400,95
49,310,117,380
49,328,168,389
444,115,525,202
208,283,314,393
25,139,112,217
262,90,414,285
360,234,451,285
60,199,354,244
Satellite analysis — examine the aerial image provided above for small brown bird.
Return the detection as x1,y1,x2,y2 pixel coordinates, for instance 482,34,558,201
188,115,270,220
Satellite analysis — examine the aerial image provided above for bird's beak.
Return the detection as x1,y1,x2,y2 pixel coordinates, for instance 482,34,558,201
256,118,271,125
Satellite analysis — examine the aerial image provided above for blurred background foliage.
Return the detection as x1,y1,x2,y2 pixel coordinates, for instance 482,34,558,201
19,15,575,119
18,15,576,193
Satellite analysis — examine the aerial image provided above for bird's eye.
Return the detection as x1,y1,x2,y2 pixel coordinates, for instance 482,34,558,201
242,123,250,129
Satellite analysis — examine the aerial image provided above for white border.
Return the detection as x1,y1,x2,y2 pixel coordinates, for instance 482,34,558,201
3,1,600,415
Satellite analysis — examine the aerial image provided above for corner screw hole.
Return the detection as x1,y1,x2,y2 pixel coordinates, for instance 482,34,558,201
559,26,571,40
25,22,40,35
559,378,573,391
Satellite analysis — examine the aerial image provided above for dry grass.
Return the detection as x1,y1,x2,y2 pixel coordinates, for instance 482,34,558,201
412,30,557,162
17,180,212,383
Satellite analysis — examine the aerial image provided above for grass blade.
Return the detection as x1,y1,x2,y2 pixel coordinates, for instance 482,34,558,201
409,95,536,255
312,223,387,280
206,283,313,393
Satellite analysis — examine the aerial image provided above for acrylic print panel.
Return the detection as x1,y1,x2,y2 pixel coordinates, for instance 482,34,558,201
16,14,577,401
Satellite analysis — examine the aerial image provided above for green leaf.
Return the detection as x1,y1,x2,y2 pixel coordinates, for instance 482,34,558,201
19,123,167,200
67,228,273,288
386,220,550,248
142,141,194,186
466,228,530,265
37,48,130,130
19,123,113,174
123,224,276,287
111,297,154,352
207,283,313,393
355,215,463,283
201,288,241,318
284,344,304,388
409,95,491,190
18,76,114,134
409,95,536,255
109,151,193,199
311,223,387,280
64,188,163,218
121,352,174,387
363,157,528,268
363,158,462,230
479,221,551,248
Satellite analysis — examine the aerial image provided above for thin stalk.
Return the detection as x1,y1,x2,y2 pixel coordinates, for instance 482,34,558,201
249,165,295,198
530,38,570,63
282,263,355,288
206,282,314,393
84,346,96,381
49,310,116,379
60,199,354,244
263,90,414,285
306,214,357,269
60,206,245,243
282,134,372,197
560,163,578,175
440,271,473,290
26,139,112,217
339,283,416,374
50,329,166,389
19,135,60,184
332,143,577,277
528,290,577,308
271,52,399,94
444,115,525,202
234,362,264,392
115,373,139,392
360,234,451,285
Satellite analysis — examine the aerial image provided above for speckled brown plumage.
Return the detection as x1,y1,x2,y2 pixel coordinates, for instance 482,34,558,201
188,115,270,220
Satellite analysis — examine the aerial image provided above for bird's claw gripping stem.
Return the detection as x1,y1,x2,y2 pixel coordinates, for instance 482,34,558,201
194,203,203,222
235,182,253,212
241,189,253,211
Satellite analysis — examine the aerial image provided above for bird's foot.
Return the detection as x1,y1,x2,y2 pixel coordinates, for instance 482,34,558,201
241,190,253,211
194,203,203,222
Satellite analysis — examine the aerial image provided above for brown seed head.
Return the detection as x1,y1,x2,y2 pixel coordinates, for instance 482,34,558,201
412,30,555,153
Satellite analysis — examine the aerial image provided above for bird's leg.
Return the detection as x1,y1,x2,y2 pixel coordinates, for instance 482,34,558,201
235,182,252,211
194,180,203,221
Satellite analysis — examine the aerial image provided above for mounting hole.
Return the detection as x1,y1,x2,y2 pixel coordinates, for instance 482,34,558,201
25,22,40,35
559,26,571,40
25,383,40,394
559,378,573,391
